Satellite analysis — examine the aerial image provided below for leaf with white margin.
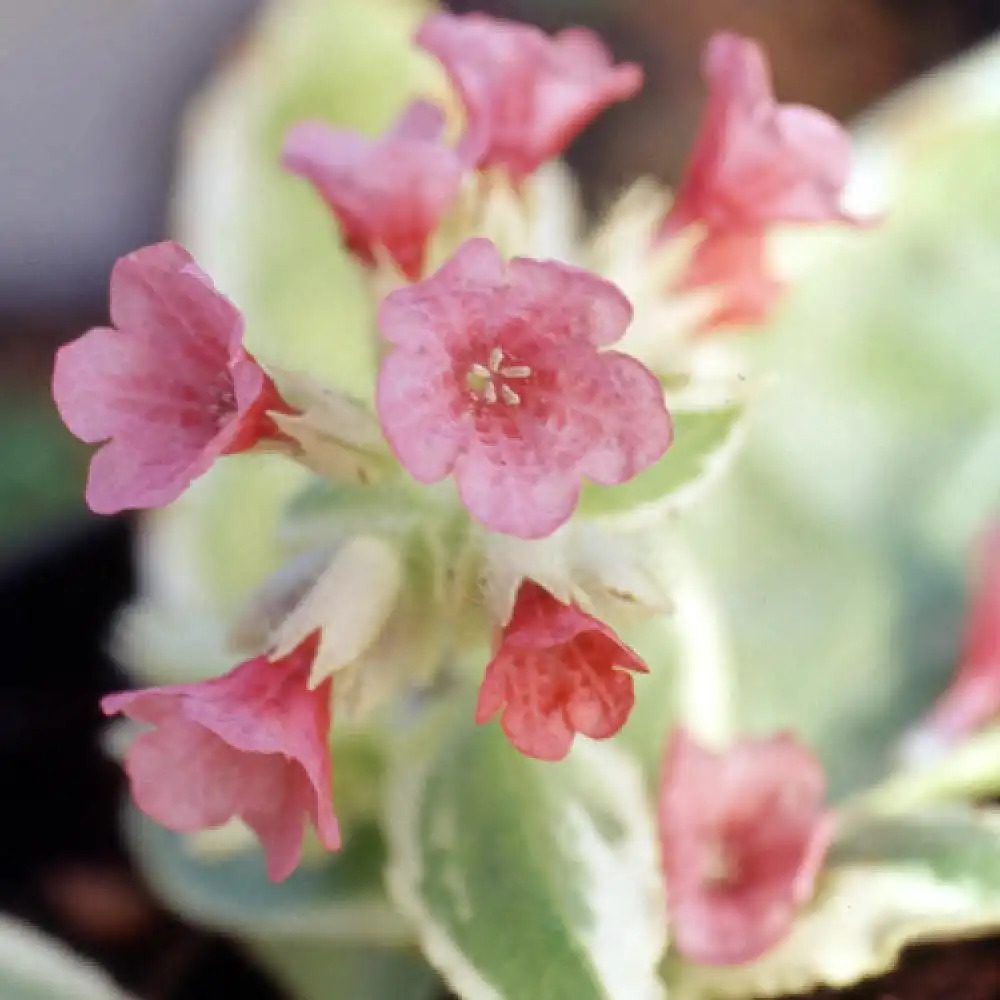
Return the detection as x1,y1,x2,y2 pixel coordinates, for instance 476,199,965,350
385,713,668,1000
0,916,138,1000
126,807,411,946
666,808,1000,1000
270,534,404,687
578,406,745,525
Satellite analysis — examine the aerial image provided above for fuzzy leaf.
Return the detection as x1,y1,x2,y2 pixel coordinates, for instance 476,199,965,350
384,713,667,1000
0,916,137,1000
667,808,1000,1000
579,406,744,523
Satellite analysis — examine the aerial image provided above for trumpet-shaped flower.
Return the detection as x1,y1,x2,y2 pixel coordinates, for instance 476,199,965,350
102,638,339,882
417,12,642,181
283,100,463,280
376,238,672,538
53,242,285,514
475,581,647,760
659,731,833,965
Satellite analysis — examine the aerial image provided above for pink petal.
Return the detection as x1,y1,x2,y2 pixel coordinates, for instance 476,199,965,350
283,102,463,280
578,352,672,484
416,12,641,180
476,583,647,759
53,241,280,514
664,32,856,234
103,640,340,882
659,731,832,966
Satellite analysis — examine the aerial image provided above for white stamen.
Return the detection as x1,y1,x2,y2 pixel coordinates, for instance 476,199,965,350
500,384,521,406
469,362,491,379
500,364,531,379
489,345,504,372
483,381,498,405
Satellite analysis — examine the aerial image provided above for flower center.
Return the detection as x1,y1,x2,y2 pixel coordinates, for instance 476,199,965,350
466,346,532,406
701,840,741,888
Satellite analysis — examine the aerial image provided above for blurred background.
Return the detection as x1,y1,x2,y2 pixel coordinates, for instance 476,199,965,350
3,0,1000,997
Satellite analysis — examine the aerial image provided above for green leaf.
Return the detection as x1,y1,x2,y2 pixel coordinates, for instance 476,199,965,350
250,941,440,1000
0,916,137,1000
384,713,667,1000
667,808,1000,1000
578,406,744,522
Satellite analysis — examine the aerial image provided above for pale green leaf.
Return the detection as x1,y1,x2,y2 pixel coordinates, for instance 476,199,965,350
0,916,137,1000
668,809,1000,1000
579,406,744,522
250,941,440,1000
385,714,667,1000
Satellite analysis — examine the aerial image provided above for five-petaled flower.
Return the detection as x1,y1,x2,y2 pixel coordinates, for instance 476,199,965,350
283,99,463,280
416,12,642,182
659,730,834,966
102,637,340,883
53,241,287,514
376,238,672,538
659,32,858,328
475,581,647,760
904,523,1000,761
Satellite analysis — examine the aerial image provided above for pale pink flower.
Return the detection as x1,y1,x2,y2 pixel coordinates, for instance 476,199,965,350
102,637,339,883
416,12,642,181
53,242,286,514
376,238,672,539
906,524,1000,756
660,33,858,329
475,581,647,761
664,33,855,235
283,100,463,280
659,731,834,966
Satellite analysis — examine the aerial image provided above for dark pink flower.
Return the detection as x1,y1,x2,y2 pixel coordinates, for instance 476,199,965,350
283,100,463,280
680,230,782,329
664,33,855,236
102,637,339,883
53,242,287,514
659,731,834,966
376,238,672,538
907,524,1000,755
475,581,647,761
416,12,642,181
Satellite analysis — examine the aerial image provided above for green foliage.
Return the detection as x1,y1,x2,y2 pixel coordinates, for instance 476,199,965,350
384,710,667,1000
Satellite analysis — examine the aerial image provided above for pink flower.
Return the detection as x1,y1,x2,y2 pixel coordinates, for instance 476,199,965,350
660,33,858,329
53,242,287,514
102,637,340,883
416,12,642,181
664,33,855,236
283,100,463,280
659,731,834,966
475,581,647,761
376,238,672,539
906,525,1000,756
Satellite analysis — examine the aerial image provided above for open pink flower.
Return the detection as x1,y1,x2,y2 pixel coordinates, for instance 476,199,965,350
102,637,339,883
664,33,855,235
416,12,642,181
376,238,672,538
53,242,286,514
905,524,1000,758
660,33,858,329
475,581,647,760
659,731,834,966
283,100,463,280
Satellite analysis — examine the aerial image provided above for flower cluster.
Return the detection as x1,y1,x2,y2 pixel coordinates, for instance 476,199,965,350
53,8,859,968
